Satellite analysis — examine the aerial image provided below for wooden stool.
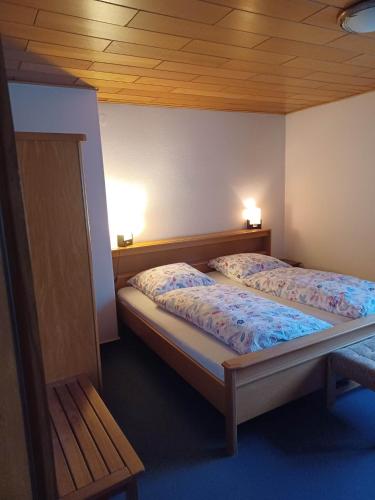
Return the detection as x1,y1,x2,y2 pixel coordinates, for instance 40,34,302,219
48,375,144,499
327,337,375,407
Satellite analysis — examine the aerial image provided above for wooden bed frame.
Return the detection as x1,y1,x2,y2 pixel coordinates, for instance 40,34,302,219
112,229,375,455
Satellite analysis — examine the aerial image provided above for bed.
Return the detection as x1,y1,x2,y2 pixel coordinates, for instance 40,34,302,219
112,229,375,454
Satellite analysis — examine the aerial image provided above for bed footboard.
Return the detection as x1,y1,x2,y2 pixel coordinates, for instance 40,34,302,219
223,317,375,455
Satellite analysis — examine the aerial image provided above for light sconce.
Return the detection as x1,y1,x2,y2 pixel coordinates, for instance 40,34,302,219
243,198,262,230
339,1,375,33
117,233,133,247
105,178,147,249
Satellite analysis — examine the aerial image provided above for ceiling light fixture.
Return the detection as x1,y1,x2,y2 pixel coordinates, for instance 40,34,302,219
339,1,375,33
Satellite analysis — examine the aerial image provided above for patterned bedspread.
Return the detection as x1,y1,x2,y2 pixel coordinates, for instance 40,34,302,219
244,268,375,319
155,284,331,355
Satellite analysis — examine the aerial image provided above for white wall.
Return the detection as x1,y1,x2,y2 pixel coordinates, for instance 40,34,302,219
285,91,375,280
99,104,286,256
9,83,118,343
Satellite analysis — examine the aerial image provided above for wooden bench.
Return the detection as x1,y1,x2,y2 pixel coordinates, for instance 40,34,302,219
327,337,375,408
48,375,144,499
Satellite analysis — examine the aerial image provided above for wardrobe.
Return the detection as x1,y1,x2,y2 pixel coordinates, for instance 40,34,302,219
16,132,101,388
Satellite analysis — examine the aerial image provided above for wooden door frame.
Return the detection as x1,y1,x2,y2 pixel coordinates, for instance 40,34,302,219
0,37,56,499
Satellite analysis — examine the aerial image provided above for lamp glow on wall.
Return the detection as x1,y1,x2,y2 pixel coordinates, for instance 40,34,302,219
243,198,262,230
105,178,147,248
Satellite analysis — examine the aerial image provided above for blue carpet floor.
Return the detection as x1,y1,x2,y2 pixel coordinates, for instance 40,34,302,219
101,328,375,500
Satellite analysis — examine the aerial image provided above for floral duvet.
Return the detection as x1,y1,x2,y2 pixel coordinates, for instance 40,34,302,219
154,284,331,355
244,267,375,319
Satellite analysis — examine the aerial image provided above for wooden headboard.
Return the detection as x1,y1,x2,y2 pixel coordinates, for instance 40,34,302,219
112,228,271,290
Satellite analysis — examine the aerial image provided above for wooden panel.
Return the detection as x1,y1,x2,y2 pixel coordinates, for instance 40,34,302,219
100,0,232,24
236,358,325,423
322,0,353,6
254,37,359,62
222,60,312,78
303,6,342,31
56,68,138,83
81,78,220,94
144,98,303,114
16,133,101,387
360,68,375,79
36,11,189,50
157,60,256,80
2,36,28,50
19,51,159,72
328,34,375,54
106,40,228,67
3,0,375,113
181,40,293,65
206,0,323,22
171,87,314,106
27,41,164,68
0,1,37,24
305,72,375,87
77,78,155,91
148,94,303,112
6,49,93,70
7,68,78,85
251,74,324,89
346,54,375,69
0,20,111,51
91,61,197,81
112,229,271,288
320,82,375,93
135,76,226,91
218,10,342,44
283,57,370,76
98,92,155,104
6,0,137,25
128,11,268,48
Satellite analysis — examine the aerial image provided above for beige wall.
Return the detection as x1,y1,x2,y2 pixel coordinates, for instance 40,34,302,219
285,91,375,280
99,104,286,256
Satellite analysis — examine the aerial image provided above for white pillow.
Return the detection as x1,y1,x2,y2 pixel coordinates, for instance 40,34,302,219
208,253,290,282
128,262,216,300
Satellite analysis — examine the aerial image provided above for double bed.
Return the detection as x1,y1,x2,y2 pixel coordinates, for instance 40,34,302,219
112,229,375,454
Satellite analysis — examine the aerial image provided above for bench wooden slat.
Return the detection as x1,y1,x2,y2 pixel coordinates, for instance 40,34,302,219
48,387,92,489
78,376,145,476
61,469,132,500
67,380,125,473
55,384,109,482
51,425,76,498
49,376,144,500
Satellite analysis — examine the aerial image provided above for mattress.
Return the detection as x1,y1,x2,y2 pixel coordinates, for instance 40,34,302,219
118,272,349,381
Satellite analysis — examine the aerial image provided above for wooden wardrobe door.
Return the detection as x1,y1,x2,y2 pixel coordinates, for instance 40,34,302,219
16,133,101,388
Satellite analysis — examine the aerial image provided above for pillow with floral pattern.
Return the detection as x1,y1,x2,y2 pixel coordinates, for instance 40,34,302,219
128,262,216,300
208,253,290,283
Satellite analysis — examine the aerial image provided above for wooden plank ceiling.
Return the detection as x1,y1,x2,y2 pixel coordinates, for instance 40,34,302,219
2,0,375,114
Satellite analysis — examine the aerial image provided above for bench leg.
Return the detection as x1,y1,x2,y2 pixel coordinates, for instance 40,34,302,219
126,479,139,500
326,358,337,409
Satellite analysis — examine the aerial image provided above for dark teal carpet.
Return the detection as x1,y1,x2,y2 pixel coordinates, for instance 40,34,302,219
101,328,375,500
